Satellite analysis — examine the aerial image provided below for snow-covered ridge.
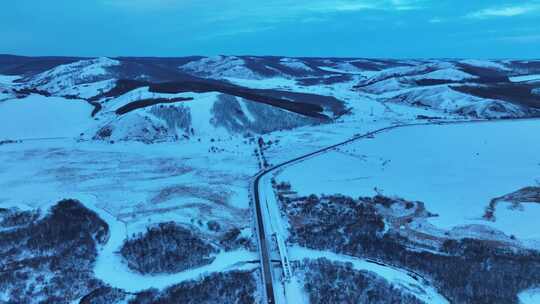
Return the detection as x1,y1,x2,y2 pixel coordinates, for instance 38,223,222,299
459,59,511,71
279,58,313,71
179,55,265,80
24,57,120,94
415,68,477,81
510,74,540,83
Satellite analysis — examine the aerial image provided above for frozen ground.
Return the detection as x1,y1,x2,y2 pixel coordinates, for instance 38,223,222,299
0,95,95,139
263,94,462,165
276,119,540,241
0,137,256,235
0,136,259,292
519,288,540,304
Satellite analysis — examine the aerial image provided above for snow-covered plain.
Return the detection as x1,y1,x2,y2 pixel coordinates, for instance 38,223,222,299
277,120,540,241
0,137,256,233
519,288,540,304
0,95,94,139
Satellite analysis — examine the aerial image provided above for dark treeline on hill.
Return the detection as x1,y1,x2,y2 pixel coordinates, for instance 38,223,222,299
303,258,424,304
283,193,540,304
91,78,344,119
0,199,109,303
120,222,217,274
80,270,258,304
115,96,194,115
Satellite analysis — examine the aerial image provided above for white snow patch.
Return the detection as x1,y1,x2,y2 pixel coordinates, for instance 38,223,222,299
238,98,256,122
0,74,21,85
0,95,94,139
25,57,119,94
180,56,264,80
279,58,313,71
510,74,540,82
519,288,540,304
460,59,510,71
417,68,477,81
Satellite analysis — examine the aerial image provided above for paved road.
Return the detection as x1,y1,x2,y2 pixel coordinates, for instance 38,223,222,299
251,117,540,303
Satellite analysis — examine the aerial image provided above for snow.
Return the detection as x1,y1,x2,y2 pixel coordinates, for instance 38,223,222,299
370,84,527,119
57,79,117,99
0,74,21,85
26,57,119,93
519,288,540,304
0,134,257,239
238,98,256,122
283,277,309,304
89,191,256,292
317,61,375,76
290,246,450,304
417,68,477,81
277,120,540,240
0,134,260,291
224,77,298,90
459,59,510,71
180,56,264,80
510,74,540,82
279,58,313,71
0,95,94,139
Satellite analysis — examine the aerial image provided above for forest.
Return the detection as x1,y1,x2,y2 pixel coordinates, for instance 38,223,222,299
282,192,540,303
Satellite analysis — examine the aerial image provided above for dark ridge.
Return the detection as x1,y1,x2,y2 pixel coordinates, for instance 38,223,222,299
149,81,330,119
13,87,52,97
97,79,337,119
0,55,86,76
116,56,203,68
456,63,510,81
252,89,346,117
505,60,540,74
349,59,415,71
112,58,203,83
452,84,540,109
115,97,193,115
414,78,460,86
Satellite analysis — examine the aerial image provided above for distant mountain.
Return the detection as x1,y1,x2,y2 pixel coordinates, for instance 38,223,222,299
1,55,539,142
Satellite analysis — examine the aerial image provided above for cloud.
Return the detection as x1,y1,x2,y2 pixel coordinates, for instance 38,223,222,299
101,0,428,39
467,4,540,19
497,34,540,43
103,0,425,13
101,0,200,11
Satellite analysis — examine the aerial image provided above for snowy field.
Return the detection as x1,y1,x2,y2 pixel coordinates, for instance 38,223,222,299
263,93,461,165
0,138,256,236
0,95,95,139
519,288,540,304
276,119,540,241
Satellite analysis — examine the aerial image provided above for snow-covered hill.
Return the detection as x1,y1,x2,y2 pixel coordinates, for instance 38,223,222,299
23,57,120,95
1,55,539,143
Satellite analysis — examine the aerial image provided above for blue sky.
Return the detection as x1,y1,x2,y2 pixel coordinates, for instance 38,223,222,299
1,0,539,58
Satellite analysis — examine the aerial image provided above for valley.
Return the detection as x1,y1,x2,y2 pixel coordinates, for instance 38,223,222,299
1,55,539,303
